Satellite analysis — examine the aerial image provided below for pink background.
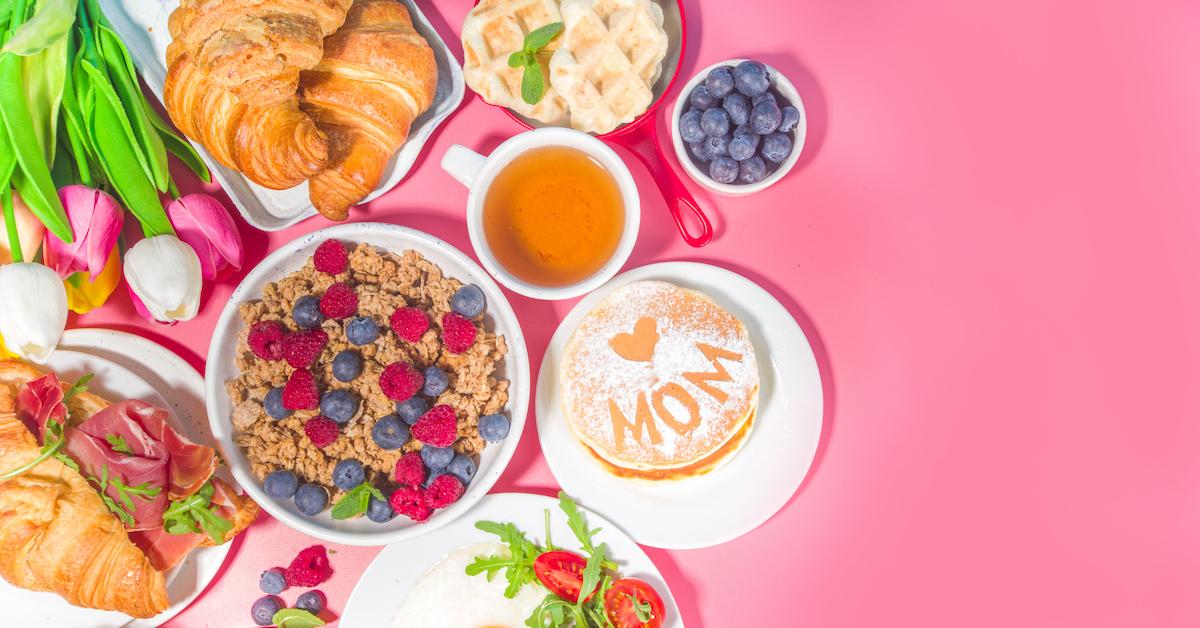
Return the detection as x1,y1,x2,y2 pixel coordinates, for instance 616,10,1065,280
74,0,1200,625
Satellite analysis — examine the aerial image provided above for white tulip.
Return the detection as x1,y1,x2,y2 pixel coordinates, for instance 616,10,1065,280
0,263,68,363
124,235,202,323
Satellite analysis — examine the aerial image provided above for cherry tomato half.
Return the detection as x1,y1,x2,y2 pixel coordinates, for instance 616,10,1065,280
605,578,666,628
533,550,596,602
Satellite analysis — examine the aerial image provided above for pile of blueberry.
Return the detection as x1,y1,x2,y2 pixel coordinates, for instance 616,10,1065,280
679,60,801,185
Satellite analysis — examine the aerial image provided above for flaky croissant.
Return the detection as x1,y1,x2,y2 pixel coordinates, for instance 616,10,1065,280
299,0,437,219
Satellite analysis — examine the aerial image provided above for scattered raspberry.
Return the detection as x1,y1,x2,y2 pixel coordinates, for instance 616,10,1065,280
312,240,348,275
390,307,429,343
393,451,426,487
282,369,319,410
319,283,358,319
282,328,327,368
389,486,432,523
426,474,464,508
379,362,424,401
285,545,333,587
303,416,339,448
411,405,457,447
441,312,477,354
248,320,286,361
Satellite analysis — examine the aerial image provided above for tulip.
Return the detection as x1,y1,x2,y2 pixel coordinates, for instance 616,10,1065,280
166,193,243,280
0,192,46,265
0,263,68,362
43,185,123,280
63,247,122,314
123,235,202,323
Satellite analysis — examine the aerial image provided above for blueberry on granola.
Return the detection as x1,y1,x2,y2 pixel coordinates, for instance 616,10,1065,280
450,284,487,318
478,413,510,442
331,349,363,382
264,469,299,498
446,454,477,485
320,389,359,424
419,445,454,471
371,414,410,450
294,483,328,516
345,316,379,345
332,459,366,491
263,387,291,420
395,396,429,425
292,295,324,330
422,366,448,397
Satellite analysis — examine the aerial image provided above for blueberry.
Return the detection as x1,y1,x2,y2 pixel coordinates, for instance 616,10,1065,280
704,134,730,158
292,296,323,330
366,492,395,523
749,100,782,135
345,316,379,345
296,590,326,613
331,350,363,382
688,84,716,111
779,105,801,133
728,132,760,161
259,568,286,595
332,459,365,491
264,469,299,499
709,157,739,184
252,595,284,626
320,390,359,424
446,454,477,485
478,413,510,442
263,387,291,420
371,414,410,450
294,483,328,516
679,110,705,143
689,140,714,163
733,60,770,97
761,132,793,163
395,397,429,425
420,445,454,470
752,91,777,107
422,472,442,489
705,66,735,99
738,156,768,183
422,366,448,397
450,284,487,318
723,93,749,126
700,107,730,138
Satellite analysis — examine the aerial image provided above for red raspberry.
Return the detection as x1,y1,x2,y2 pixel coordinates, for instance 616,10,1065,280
441,312,477,354
320,283,358,319
411,405,457,447
389,486,432,523
426,474,464,508
393,451,426,487
282,369,320,410
282,328,327,368
390,307,429,343
312,240,348,275
248,320,286,361
303,416,339,448
285,545,332,587
379,362,423,401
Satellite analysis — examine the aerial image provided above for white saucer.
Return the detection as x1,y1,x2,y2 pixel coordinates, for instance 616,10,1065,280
536,262,823,549
342,492,682,627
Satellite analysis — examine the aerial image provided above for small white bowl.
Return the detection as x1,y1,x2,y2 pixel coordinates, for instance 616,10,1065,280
671,59,807,196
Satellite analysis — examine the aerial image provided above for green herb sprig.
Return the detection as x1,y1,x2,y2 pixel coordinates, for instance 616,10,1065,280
105,433,132,455
162,480,233,543
88,464,160,526
507,22,563,105
271,608,325,628
330,482,385,520
0,373,91,479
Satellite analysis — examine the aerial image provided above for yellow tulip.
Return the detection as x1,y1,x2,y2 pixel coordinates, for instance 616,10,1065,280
63,247,121,314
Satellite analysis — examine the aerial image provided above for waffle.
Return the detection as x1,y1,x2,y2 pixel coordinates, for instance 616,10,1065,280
549,0,669,134
462,0,570,125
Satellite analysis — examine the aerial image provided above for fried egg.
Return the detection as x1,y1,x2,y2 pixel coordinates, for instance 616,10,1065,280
392,542,545,628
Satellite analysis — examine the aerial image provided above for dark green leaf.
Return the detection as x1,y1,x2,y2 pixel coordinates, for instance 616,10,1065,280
148,108,209,182
96,23,168,191
331,483,371,520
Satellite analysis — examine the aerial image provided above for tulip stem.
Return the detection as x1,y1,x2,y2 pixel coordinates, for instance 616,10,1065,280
2,186,22,263
167,179,180,200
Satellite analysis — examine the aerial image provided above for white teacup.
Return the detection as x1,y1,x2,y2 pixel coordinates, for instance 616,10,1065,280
441,128,641,300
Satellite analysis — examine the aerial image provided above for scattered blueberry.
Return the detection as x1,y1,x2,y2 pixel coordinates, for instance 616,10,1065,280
478,413,510,442
761,132,793,163
705,65,735,99
296,590,326,614
679,110,705,143
294,483,328,516
292,295,323,329
422,366,448,397
752,91,777,107
700,107,730,138
450,284,487,318
749,100,782,135
728,132,760,161
738,155,768,183
724,92,749,126
422,472,442,489
703,134,730,158
779,105,801,133
331,349,363,382
446,454,477,485
366,492,395,523
332,459,365,491
252,595,284,626
709,157,739,184
371,414,410,450
320,389,359,424
689,140,714,163
264,469,299,499
263,387,291,420
259,568,286,595
733,60,770,97
420,445,454,470
395,397,429,425
345,316,380,345
688,84,716,111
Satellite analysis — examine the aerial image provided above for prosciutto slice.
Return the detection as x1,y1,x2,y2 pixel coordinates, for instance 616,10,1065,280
14,373,66,442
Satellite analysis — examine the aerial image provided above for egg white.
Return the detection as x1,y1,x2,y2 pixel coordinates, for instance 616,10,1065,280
392,542,546,628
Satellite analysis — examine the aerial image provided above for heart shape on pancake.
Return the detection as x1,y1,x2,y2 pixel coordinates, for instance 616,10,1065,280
609,317,659,362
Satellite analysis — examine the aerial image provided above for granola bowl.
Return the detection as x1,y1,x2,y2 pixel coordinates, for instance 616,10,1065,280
204,223,529,545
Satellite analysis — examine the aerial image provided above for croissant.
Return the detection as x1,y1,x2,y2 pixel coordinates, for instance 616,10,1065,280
164,0,354,189
299,0,437,219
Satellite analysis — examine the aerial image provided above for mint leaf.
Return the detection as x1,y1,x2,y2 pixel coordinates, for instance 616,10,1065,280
272,608,325,628
508,50,528,68
521,60,544,105
524,22,563,50
106,433,133,455
331,483,371,520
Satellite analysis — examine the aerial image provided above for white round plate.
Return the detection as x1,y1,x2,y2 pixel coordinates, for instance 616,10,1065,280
0,329,233,627
536,262,823,549
206,223,530,546
342,492,682,627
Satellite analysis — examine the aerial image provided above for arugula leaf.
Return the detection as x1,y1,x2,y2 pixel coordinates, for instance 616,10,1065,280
331,483,373,520
0,417,70,480
105,433,132,455
162,481,232,543
62,372,93,401
578,542,606,604
271,608,325,628
631,593,654,622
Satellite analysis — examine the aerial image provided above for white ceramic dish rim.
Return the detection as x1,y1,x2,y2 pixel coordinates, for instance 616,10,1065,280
204,223,530,546
670,58,807,196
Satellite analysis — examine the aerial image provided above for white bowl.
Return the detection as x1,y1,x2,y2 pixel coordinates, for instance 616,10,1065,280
671,59,807,196
204,223,530,546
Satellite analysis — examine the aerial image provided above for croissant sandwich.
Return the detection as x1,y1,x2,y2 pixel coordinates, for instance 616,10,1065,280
0,361,258,618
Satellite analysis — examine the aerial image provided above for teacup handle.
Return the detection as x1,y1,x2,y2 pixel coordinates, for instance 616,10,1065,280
441,145,487,188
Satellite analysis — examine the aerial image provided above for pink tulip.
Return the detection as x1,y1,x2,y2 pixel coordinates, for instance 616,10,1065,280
43,185,123,280
166,194,243,280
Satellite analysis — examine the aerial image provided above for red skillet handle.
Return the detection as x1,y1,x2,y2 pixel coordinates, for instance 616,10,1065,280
610,125,713,248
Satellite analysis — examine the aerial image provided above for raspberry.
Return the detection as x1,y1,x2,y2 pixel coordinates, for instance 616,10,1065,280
320,283,358,319
426,474,464,508
379,362,424,401
390,307,429,343
282,369,319,410
441,312,477,354
389,486,432,523
248,320,286,361
282,328,327,368
411,405,457,447
393,451,426,487
303,416,339,448
284,545,332,587
312,240,348,275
